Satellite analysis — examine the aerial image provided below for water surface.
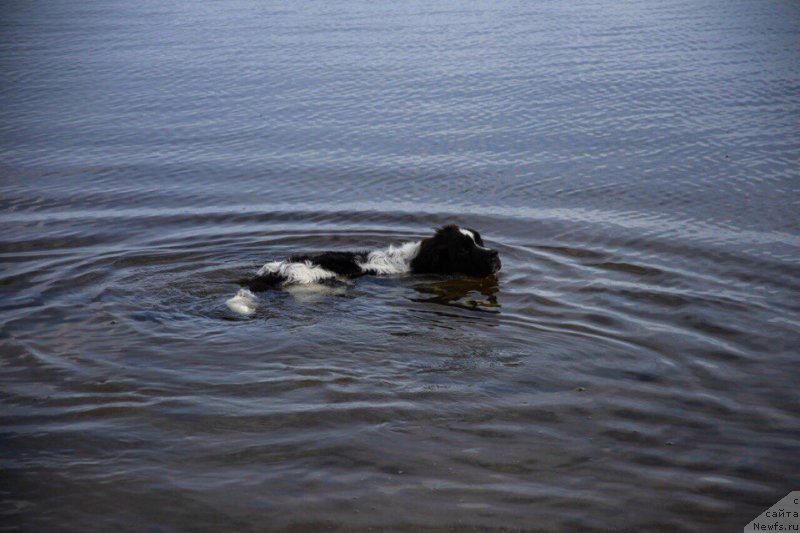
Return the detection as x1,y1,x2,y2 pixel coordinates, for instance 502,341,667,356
2,0,799,531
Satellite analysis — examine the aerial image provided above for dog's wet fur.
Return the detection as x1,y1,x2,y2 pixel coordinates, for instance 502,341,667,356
239,224,501,292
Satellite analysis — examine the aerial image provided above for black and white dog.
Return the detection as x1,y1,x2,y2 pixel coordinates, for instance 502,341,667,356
227,224,501,315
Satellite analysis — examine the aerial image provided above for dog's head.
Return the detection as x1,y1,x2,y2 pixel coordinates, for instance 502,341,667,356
410,225,501,277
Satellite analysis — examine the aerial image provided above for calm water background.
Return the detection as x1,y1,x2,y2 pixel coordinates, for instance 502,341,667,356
2,0,799,531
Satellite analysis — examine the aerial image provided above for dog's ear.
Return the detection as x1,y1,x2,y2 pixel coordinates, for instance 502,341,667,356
410,237,441,273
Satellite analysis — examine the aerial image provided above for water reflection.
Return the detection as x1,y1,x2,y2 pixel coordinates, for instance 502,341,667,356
2,0,799,529
410,276,501,313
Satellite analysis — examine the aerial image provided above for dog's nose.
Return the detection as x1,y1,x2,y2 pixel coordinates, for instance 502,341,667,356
489,250,501,272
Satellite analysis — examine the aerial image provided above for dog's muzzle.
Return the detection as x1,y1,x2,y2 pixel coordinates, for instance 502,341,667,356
489,250,501,274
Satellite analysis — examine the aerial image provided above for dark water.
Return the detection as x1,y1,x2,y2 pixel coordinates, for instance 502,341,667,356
2,0,799,531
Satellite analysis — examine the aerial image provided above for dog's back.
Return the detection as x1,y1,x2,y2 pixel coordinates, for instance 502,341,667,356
227,225,500,315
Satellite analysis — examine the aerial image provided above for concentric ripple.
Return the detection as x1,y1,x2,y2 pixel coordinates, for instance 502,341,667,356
2,0,799,531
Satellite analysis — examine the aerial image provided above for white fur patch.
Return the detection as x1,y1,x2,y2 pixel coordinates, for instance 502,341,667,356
256,260,337,285
226,288,258,316
227,239,422,313
357,241,420,275
459,228,489,250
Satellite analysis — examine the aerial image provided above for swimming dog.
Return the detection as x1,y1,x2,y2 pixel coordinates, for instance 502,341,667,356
226,224,501,315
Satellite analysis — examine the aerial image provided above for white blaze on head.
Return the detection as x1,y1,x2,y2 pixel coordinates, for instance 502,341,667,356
459,228,476,243
459,227,490,251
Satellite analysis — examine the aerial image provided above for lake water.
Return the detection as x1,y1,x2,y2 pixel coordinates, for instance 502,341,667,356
1,0,799,531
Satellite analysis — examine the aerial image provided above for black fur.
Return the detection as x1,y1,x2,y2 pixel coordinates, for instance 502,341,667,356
240,224,500,291
239,271,284,291
289,251,369,276
240,251,369,291
410,225,500,277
